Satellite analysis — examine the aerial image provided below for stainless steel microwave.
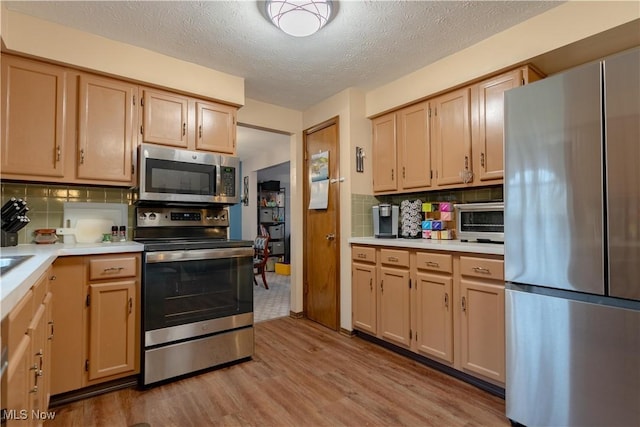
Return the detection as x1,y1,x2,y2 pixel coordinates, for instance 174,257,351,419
138,143,240,205
454,202,504,243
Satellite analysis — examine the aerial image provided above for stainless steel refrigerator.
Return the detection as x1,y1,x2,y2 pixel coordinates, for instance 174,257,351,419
504,47,640,427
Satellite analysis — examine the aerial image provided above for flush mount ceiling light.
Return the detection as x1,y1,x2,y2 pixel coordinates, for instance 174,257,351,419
265,0,333,37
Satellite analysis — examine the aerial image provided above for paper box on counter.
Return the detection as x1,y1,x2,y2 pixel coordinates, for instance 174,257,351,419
422,230,432,239
432,221,443,230
440,211,453,221
439,202,453,212
422,203,433,212
421,220,432,230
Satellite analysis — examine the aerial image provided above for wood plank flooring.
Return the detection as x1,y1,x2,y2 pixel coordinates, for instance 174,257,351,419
46,317,508,427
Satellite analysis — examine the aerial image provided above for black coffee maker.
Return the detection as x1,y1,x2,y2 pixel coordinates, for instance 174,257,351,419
373,204,399,238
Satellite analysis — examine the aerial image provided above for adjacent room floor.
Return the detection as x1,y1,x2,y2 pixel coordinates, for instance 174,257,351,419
253,271,290,323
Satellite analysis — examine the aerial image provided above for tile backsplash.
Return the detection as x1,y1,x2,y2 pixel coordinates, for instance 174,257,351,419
1,182,134,244
351,185,503,237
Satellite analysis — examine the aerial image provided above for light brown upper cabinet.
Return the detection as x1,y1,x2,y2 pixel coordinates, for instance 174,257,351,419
471,66,543,183
398,101,431,191
372,112,397,192
372,102,431,194
195,101,237,154
431,87,472,188
77,74,137,184
141,88,189,148
140,88,238,155
1,55,67,179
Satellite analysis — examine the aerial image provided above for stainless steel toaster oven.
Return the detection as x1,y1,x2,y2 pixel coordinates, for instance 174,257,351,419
454,202,504,243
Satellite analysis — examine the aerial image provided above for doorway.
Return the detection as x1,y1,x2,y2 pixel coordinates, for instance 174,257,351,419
303,117,340,330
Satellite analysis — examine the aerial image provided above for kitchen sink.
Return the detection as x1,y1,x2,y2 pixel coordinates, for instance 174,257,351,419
0,255,33,276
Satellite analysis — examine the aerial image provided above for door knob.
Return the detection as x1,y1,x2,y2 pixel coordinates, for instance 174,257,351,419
325,233,335,240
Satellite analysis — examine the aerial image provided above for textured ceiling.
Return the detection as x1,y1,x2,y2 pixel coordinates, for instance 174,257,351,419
4,0,563,111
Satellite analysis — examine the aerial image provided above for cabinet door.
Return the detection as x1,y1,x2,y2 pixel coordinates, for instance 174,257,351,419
1,55,66,178
77,74,136,183
472,69,522,183
195,101,236,154
43,292,53,410
50,257,85,395
459,278,505,383
415,271,453,363
379,266,411,348
431,87,471,186
6,336,32,427
28,304,46,419
398,102,431,190
352,262,377,334
87,280,136,380
142,89,188,147
372,113,397,192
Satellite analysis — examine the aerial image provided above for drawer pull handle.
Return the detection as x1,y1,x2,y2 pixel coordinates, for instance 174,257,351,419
357,253,367,259
103,267,125,273
387,256,399,262
472,267,491,274
426,261,440,268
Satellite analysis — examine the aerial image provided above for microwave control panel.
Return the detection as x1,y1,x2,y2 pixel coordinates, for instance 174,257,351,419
220,167,236,197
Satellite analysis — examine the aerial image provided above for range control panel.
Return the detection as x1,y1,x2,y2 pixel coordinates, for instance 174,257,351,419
136,207,229,227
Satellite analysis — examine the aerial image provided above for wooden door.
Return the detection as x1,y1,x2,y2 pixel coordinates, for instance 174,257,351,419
472,69,521,183
431,87,471,186
1,55,66,178
415,271,453,363
379,266,411,348
50,257,85,395
88,280,136,381
77,74,136,183
352,262,377,334
142,89,188,147
459,278,505,383
304,118,340,330
398,102,431,190
372,113,397,192
6,336,31,427
195,101,236,154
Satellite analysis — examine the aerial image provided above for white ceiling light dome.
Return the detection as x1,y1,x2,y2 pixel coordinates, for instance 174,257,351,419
266,0,333,37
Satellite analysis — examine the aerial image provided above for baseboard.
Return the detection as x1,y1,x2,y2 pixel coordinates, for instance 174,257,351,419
289,310,304,319
340,327,355,337
49,375,139,407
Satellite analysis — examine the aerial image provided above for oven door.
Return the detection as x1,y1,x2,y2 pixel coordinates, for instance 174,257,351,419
143,247,253,346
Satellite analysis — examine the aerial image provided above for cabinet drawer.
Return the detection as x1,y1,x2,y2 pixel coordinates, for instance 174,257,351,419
89,255,137,280
7,290,33,353
416,252,452,274
380,249,410,268
352,246,376,264
460,256,504,280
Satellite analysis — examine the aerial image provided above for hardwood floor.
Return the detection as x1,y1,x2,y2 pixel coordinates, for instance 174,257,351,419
46,317,508,426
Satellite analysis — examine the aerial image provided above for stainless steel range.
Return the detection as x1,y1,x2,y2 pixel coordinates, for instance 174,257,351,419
134,206,254,386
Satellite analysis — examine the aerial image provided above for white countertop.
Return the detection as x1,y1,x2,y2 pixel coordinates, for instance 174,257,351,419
1,242,144,319
348,237,504,256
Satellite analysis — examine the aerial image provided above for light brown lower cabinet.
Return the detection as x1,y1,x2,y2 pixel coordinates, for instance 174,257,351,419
3,267,53,427
351,245,505,386
50,253,140,396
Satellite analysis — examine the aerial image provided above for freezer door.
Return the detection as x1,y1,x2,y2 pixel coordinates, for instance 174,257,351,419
605,48,640,301
506,286,640,427
504,62,605,294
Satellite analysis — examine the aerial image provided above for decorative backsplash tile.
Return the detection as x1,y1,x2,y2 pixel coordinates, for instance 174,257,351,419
351,185,503,237
1,182,134,244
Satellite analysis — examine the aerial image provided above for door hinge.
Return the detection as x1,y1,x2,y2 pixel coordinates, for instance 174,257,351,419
522,78,525,86
86,294,90,307
430,170,433,179
131,164,135,174
409,278,412,289
133,95,136,106
85,359,89,372
409,329,412,340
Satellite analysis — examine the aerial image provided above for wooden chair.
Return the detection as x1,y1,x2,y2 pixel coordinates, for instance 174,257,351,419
253,235,270,289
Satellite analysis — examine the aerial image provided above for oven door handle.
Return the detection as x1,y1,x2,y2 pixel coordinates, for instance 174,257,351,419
145,247,254,263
